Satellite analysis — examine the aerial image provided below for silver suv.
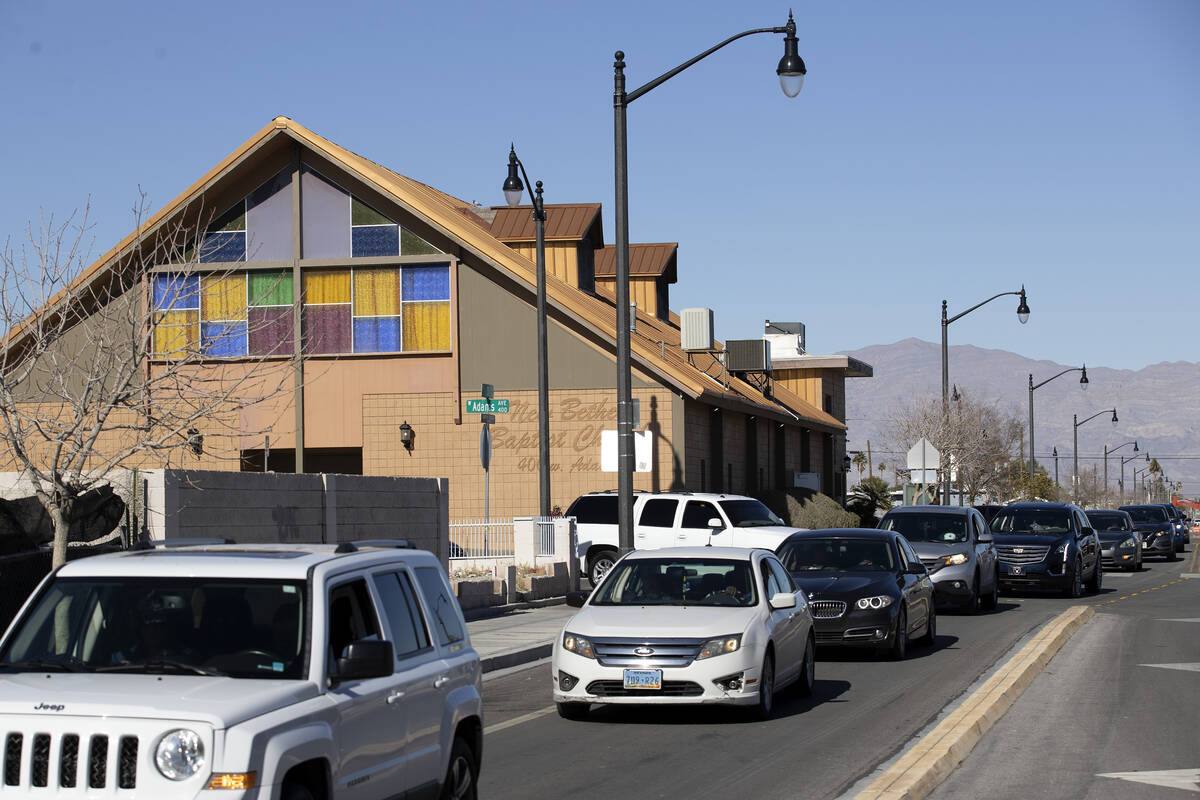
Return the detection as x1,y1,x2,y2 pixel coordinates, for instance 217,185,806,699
566,491,806,585
0,539,482,799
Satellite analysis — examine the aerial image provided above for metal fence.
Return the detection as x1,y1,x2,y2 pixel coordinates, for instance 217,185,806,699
448,519,514,559
536,517,556,557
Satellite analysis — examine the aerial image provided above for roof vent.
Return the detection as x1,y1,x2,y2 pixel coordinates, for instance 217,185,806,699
680,308,714,351
725,339,772,373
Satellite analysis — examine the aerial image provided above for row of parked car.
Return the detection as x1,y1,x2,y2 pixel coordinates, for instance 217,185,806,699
551,491,1192,720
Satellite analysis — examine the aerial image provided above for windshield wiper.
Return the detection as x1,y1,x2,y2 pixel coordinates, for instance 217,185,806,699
97,659,227,677
0,657,84,673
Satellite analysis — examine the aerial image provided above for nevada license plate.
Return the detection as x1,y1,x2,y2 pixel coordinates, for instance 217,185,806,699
1008,565,1024,576
623,669,662,690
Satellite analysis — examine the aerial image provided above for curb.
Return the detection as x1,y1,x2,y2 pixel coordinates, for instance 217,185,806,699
463,596,566,623
480,643,554,675
853,604,1095,800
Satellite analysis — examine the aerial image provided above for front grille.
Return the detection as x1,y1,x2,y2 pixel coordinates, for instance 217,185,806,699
592,637,705,668
586,680,704,697
996,544,1050,565
814,631,844,644
809,600,847,619
0,730,139,790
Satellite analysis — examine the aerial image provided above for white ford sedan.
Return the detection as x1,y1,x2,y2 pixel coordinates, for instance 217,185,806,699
552,546,815,719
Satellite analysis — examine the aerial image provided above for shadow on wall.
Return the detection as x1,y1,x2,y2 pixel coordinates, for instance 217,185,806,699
646,396,686,492
271,505,301,542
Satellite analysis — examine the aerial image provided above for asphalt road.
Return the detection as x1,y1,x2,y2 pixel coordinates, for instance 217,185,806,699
477,555,1195,800
930,549,1200,799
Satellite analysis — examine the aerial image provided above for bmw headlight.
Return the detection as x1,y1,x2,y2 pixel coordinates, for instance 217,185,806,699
855,595,893,610
1118,537,1137,550
695,635,742,660
562,632,596,659
155,729,205,781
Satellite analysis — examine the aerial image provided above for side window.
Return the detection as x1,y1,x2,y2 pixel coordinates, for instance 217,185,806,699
894,538,910,570
972,515,985,540
327,579,381,661
760,561,782,598
903,539,922,567
766,557,795,592
681,500,721,529
374,570,432,660
638,499,679,528
414,566,465,647
567,495,619,524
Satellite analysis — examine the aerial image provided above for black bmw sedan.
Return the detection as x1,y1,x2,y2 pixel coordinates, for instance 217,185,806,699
776,529,936,660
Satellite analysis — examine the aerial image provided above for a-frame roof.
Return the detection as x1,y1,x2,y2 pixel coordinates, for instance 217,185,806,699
45,118,844,432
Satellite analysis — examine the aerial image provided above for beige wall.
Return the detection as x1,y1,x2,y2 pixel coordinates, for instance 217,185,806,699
508,242,579,287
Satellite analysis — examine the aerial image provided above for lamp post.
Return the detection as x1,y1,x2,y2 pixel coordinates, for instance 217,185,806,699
1134,465,1151,502
1053,446,1059,490
1119,452,1147,503
501,146,551,517
1105,440,1137,499
1028,365,1088,480
942,288,1029,503
612,13,806,554
1073,408,1118,504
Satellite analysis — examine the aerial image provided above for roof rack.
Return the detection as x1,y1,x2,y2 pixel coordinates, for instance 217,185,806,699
130,537,236,551
333,539,415,553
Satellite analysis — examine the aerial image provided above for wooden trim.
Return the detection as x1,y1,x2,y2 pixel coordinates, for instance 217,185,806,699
451,257,462,425
291,146,305,473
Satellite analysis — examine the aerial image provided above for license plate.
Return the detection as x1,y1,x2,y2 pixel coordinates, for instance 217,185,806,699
1008,565,1024,576
622,669,662,690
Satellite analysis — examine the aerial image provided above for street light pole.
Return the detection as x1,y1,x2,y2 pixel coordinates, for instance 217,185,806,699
942,288,1029,504
612,13,806,554
1028,365,1088,480
1106,440,1138,499
1073,408,1118,504
1121,452,1148,504
502,147,551,517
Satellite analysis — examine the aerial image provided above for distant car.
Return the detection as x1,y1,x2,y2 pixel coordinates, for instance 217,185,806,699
1085,509,1143,571
1160,504,1191,546
877,505,999,613
776,529,936,660
990,502,1103,598
1119,504,1179,561
552,547,815,720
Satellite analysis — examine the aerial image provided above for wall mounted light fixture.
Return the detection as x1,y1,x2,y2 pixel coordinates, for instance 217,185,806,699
398,421,415,452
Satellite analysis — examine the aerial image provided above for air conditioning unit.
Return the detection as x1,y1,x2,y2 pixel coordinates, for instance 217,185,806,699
725,339,772,373
680,308,714,352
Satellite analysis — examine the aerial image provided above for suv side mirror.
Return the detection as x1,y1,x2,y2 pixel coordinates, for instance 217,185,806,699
566,590,591,608
977,530,993,544
906,563,927,576
1080,526,1095,538
335,639,394,681
707,517,724,530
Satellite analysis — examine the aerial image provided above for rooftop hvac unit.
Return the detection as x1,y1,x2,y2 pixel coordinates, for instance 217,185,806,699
680,308,714,351
725,339,772,373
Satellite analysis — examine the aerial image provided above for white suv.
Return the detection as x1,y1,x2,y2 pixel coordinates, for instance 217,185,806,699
566,492,807,585
0,540,482,799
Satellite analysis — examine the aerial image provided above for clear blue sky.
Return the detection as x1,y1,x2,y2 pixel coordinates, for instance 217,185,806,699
2,0,1196,370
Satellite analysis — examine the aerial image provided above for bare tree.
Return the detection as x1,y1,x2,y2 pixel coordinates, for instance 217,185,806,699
0,194,295,567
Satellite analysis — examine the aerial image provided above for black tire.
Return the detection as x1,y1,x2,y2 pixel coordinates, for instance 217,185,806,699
753,652,776,720
1064,558,1083,598
980,571,999,611
1166,541,1179,562
918,604,937,647
589,550,619,585
556,701,589,720
1085,557,1103,594
439,736,479,800
964,575,980,615
281,781,317,800
795,635,815,697
888,609,908,661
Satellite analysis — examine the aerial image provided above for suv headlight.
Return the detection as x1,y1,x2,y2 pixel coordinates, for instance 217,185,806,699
155,729,205,781
695,635,742,660
942,552,969,567
562,632,596,659
1118,537,1137,549
855,595,893,610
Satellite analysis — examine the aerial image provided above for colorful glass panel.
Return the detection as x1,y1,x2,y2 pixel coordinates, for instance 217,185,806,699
303,270,352,304
402,302,450,351
402,265,450,301
153,310,199,357
353,316,402,353
199,231,246,263
248,307,294,356
351,225,400,257
353,268,400,316
201,274,248,321
300,167,351,258
248,271,293,307
201,321,249,358
246,168,293,262
303,305,352,354
152,275,199,311
351,198,394,226
400,228,441,255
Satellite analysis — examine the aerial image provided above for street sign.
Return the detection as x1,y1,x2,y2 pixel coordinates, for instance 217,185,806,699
906,438,940,471
479,413,495,425
479,424,492,471
481,383,494,399
466,398,509,414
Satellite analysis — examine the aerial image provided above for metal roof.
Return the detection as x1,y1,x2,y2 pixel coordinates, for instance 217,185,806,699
594,243,678,280
488,204,602,243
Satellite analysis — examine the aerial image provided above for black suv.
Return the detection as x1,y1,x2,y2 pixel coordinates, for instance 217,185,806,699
990,502,1102,598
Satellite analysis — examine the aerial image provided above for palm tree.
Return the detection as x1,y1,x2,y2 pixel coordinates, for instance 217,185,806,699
852,451,868,480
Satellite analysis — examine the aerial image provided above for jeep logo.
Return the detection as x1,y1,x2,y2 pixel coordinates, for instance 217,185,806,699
34,703,64,712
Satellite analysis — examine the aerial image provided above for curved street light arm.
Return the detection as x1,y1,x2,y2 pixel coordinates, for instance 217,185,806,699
1032,366,1084,392
1109,440,1138,455
945,289,1024,326
509,152,546,221
624,25,788,105
1075,408,1117,429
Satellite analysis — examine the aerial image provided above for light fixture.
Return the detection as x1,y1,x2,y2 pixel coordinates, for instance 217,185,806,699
1133,441,1139,452
776,11,807,97
841,454,852,473
502,146,524,207
1016,287,1030,324
1079,365,1088,391
1052,446,1058,457
1111,410,1119,425
186,428,203,456
398,421,415,452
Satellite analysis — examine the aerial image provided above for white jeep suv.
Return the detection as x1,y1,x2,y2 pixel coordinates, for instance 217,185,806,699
0,539,481,799
566,492,807,585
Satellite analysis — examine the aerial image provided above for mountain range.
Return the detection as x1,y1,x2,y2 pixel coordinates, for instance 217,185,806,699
840,338,1200,498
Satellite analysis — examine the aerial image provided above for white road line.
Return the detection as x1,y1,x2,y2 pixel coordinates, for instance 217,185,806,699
1156,618,1200,623
1138,663,1200,673
1096,768,1200,793
483,706,557,735
1102,572,1133,578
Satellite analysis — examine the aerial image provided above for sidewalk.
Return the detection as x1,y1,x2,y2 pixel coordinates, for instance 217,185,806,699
465,600,578,675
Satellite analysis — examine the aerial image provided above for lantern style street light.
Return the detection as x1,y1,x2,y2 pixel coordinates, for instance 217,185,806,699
1104,440,1137,498
501,146,551,517
1073,408,1118,503
1028,365,1087,479
612,12,806,554
941,287,1029,503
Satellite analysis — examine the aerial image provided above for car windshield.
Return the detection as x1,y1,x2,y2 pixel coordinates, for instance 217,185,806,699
991,509,1071,534
880,513,968,543
0,577,307,679
1123,507,1168,523
777,538,896,572
718,500,785,527
590,558,758,607
1086,513,1130,531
